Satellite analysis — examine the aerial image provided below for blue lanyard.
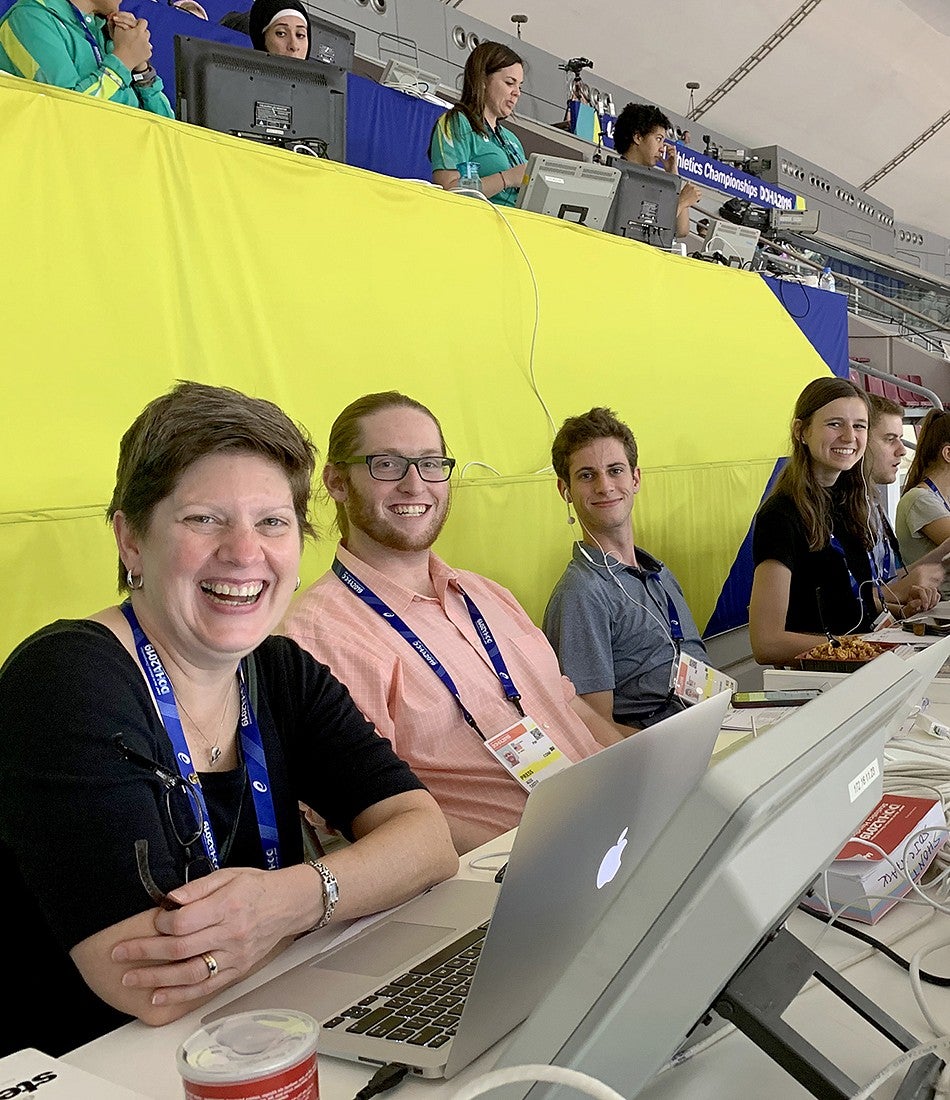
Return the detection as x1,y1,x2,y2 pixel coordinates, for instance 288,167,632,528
828,531,880,615
69,3,103,65
331,558,525,739
120,602,282,870
488,123,520,168
657,586,684,644
585,546,684,644
875,506,903,580
924,478,950,514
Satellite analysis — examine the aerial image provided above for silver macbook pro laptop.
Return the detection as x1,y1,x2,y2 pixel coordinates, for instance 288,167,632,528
205,690,731,1078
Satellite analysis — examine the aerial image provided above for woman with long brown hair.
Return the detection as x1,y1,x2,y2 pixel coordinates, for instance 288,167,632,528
749,376,877,664
896,408,950,591
428,40,528,205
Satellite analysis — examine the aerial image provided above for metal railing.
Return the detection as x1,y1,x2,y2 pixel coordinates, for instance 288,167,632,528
847,359,942,411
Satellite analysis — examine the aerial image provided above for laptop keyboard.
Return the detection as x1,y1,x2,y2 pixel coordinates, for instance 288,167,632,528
321,920,490,1049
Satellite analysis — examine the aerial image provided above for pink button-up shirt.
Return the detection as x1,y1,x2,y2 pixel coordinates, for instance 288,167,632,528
282,545,601,838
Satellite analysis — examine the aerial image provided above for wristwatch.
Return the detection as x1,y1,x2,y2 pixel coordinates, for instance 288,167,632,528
131,64,158,88
307,859,339,929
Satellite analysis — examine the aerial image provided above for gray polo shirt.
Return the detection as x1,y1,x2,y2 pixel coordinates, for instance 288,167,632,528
542,541,706,729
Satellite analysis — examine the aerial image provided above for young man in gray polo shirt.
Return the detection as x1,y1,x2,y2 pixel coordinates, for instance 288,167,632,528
543,407,707,730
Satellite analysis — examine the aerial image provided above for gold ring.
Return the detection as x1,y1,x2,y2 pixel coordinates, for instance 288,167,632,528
201,952,218,979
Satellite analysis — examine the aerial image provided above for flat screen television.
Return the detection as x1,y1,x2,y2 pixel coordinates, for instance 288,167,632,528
603,159,678,249
174,36,346,162
493,643,947,1099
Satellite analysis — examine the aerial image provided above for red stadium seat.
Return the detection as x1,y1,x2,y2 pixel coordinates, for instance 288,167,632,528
897,374,930,407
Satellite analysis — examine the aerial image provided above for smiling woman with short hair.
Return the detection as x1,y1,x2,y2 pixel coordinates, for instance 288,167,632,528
0,380,456,1058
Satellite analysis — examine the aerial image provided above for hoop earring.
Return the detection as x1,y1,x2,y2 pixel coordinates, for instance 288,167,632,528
126,568,143,591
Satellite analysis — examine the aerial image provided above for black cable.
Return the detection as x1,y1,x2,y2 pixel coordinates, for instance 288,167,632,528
798,903,950,986
774,275,811,319
353,1063,410,1100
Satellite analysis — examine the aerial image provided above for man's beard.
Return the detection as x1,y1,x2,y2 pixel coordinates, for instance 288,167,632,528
346,488,450,552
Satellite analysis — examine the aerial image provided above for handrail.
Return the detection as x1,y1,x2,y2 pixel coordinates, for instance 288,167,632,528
748,233,950,351
847,358,942,410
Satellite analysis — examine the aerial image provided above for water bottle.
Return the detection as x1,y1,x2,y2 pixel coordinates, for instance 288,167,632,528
456,161,482,194
819,266,836,292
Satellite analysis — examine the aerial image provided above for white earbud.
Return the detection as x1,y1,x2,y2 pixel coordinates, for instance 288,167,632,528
562,488,575,524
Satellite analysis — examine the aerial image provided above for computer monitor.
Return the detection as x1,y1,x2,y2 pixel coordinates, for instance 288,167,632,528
516,155,621,232
308,14,355,70
703,217,761,267
603,159,678,249
493,650,933,1099
174,36,347,162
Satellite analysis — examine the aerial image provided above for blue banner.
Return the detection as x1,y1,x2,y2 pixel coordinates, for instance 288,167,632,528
572,106,803,212
674,145,802,211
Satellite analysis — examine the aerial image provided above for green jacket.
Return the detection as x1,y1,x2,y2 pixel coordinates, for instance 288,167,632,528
0,0,173,116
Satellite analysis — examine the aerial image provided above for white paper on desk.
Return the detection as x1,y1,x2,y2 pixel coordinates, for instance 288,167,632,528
302,897,419,956
0,1049,150,1098
904,600,950,622
720,706,795,732
859,628,933,646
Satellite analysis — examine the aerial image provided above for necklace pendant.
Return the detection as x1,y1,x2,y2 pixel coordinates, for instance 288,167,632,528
209,745,221,766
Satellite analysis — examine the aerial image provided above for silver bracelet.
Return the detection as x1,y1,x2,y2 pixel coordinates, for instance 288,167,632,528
306,859,339,929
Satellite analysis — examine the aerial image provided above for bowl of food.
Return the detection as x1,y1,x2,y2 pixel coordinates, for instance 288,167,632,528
790,636,901,673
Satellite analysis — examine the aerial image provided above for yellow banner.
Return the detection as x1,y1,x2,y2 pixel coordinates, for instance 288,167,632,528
0,74,829,660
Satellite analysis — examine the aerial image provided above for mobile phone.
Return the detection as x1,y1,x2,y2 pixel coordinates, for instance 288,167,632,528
731,689,822,708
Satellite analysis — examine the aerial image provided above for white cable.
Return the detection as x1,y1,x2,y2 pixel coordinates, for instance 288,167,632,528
467,849,511,872
848,1033,950,1100
909,936,950,1035
451,1063,625,1100
573,535,677,653
460,461,503,478
448,187,556,452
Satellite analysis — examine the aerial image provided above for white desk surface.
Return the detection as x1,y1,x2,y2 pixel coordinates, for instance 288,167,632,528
64,726,950,1100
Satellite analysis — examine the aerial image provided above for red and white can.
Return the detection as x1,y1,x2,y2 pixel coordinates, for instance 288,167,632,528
177,1009,318,1100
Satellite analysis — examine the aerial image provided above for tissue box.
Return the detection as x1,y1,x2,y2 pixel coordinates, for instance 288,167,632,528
801,795,946,924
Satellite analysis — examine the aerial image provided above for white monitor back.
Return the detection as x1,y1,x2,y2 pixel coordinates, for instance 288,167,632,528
492,652,924,1100
516,155,621,232
703,218,761,267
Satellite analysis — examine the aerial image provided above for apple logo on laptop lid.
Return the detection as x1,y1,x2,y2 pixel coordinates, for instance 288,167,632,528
597,827,628,889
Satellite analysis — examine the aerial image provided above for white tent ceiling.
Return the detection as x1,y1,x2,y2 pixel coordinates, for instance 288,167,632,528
461,0,950,240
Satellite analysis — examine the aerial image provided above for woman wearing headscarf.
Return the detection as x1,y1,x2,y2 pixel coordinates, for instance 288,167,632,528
248,0,309,58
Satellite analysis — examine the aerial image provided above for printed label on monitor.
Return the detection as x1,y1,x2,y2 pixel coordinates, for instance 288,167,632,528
848,757,881,803
254,101,291,132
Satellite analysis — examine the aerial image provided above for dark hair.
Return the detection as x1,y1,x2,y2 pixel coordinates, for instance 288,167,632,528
613,102,672,158
867,392,903,426
219,8,250,33
107,381,317,590
247,0,310,54
768,376,871,551
326,392,447,539
430,40,523,152
903,407,950,495
551,407,638,482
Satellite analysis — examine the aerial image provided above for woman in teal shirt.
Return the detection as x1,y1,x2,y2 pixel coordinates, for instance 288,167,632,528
429,41,527,207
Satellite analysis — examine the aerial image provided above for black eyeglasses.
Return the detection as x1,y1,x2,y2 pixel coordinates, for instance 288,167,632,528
341,454,456,482
115,735,212,908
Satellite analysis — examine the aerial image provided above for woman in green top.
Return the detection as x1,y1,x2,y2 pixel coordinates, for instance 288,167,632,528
429,40,528,207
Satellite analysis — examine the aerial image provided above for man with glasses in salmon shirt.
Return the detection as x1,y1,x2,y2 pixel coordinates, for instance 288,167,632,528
282,391,622,855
